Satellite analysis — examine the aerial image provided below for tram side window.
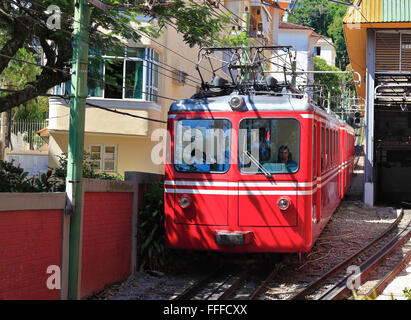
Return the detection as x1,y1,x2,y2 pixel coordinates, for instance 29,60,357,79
334,130,337,166
239,118,300,174
326,128,329,169
335,131,338,165
321,127,325,172
333,130,336,166
313,124,316,177
331,130,334,167
336,132,339,164
174,119,231,173
330,130,333,167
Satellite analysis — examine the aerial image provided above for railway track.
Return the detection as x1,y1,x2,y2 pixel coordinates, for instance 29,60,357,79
173,267,248,300
173,208,411,301
173,259,287,301
288,208,411,300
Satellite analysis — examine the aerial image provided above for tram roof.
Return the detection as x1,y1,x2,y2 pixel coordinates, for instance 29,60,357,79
169,93,354,131
169,94,314,113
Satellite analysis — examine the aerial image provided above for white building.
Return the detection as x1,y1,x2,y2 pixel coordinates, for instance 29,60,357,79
314,36,336,67
274,22,336,88
276,21,321,86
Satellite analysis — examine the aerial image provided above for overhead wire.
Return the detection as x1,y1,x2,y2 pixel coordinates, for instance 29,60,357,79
209,0,307,83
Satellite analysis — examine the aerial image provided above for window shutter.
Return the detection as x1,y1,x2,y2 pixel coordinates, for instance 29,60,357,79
375,32,401,72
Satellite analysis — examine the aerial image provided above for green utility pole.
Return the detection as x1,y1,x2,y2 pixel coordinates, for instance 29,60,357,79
67,0,91,300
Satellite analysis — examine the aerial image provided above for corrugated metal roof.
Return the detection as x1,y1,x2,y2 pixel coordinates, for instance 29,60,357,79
344,0,411,24
383,0,411,22
344,0,381,23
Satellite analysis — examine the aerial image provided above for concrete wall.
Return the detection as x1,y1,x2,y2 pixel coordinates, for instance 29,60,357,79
0,172,162,300
6,152,49,177
0,193,66,300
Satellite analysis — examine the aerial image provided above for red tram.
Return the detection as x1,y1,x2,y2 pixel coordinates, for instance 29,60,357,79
164,47,355,253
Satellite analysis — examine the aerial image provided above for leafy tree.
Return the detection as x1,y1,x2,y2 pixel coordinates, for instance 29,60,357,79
326,5,350,69
0,41,48,120
288,0,333,36
0,0,231,113
288,0,349,69
314,56,343,110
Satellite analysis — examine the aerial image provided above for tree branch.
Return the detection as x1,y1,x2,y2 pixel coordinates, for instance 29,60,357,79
0,19,30,74
0,69,71,113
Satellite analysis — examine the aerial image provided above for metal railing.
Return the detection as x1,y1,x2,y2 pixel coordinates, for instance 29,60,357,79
10,120,48,151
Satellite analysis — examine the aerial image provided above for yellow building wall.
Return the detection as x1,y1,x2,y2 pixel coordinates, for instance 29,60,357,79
49,131,166,175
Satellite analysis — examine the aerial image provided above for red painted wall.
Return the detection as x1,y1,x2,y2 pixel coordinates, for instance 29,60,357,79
0,210,62,300
80,192,133,298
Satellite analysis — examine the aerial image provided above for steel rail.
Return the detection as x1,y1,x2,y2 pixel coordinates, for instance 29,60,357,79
204,273,238,300
248,267,281,300
289,209,404,300
217,271,249,300
173,269,222,300
320,217,411,300
363,249,411,299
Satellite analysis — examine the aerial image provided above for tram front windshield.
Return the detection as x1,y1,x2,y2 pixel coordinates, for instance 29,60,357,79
239,118,300,174
174,119,231,173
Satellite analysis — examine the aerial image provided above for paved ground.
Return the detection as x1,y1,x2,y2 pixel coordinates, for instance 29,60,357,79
349,149,411,300
376,265,411,300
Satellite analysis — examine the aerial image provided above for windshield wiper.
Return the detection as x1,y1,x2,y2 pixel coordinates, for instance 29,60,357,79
244,151,272,178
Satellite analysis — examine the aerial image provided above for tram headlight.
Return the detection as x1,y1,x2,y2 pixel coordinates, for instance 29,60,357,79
179,195,192,209
229,95,244,110
277,197,291,211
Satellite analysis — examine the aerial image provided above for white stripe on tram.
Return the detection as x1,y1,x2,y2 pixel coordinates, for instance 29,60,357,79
165,180,314,188
165,188,314,196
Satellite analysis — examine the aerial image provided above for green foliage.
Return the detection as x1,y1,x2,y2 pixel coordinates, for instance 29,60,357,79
0,152,123,193
219,32,250,47
13,96,49,121
0,46,40,90
352,287,411,300
0,160,38,192
403,287,411,300
288,0,349,69
51,152,124,191
314,56,343,110
152,0,231,48
0,44,48,120
137,181,166,272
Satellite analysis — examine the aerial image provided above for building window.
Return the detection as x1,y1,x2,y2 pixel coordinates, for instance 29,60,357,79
89,47,159,102
89,144,118,172
315,47,321,56
54,47,159,102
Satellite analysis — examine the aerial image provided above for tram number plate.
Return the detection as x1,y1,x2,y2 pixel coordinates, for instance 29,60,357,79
215,231,253,245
